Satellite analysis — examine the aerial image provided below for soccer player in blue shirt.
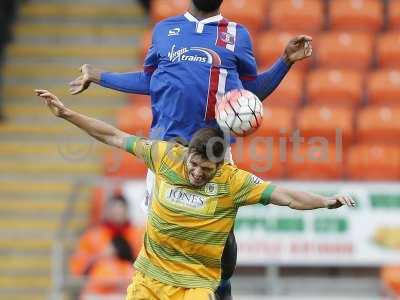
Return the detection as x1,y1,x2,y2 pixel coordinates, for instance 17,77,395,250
69,1,312,298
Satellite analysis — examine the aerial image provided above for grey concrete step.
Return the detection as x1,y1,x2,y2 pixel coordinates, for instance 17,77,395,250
0,160,102,176
13,35,141,47
2,63,136,80
4,83,132,97
13,23,146,37
19,2,144,18
0,274,51,290
5,115,115,126
5,44,139,60
4,96,128,106
4,104,120,117
0,291,47,300
17,15,148,27
0,0,145,296
5,55,139,66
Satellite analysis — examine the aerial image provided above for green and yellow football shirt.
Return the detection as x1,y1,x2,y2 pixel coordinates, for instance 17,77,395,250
125,136,275,290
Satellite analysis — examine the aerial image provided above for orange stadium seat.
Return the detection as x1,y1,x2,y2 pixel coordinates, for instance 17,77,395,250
377,32,400,68
256,31,312,72
357,106,400,144
367,70,400,106
221,0,267,33
346,144,400,180
117,103,152,135
255,105,294,139
263,70,304,106
329,0,383,32
316,31,373,69
388,0,400,29
306,68,363,107
103,149,147,178
297,105,354,146
287,144,344,180
268,0,324,32
151,0,189,23
232,141,286,179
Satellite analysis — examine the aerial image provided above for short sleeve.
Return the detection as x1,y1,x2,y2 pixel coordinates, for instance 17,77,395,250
236,26,257,80
124,136,169,173
230,168,276,207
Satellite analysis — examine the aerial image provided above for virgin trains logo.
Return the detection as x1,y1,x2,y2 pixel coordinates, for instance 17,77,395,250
168,44,221,66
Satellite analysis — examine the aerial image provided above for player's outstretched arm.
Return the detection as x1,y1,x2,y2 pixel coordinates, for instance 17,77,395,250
35,89,129,149
69,64,151,96
270,186,356,210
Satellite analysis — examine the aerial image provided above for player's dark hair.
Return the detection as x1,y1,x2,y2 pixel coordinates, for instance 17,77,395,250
188,127,227,163
110,194,128,206
192,0,223,13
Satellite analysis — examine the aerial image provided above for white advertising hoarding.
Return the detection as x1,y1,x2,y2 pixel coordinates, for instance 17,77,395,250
123,181,400,266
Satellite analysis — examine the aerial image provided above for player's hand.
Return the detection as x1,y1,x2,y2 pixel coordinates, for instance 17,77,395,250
35,89,69,118
325,194,356,209
69,64,94,95
283,35,313,64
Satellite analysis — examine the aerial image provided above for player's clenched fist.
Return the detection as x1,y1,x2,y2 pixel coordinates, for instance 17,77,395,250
283,35,313,65
35,89,69,118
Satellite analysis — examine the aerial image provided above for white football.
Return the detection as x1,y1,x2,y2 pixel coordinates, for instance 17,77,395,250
215,89,263,137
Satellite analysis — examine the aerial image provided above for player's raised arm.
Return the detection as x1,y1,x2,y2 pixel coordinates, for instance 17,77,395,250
36,89,164,166
269,186,356,210
69,64,151,95
35,89,130,150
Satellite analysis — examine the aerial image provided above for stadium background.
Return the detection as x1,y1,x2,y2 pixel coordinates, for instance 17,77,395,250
0,0,400,299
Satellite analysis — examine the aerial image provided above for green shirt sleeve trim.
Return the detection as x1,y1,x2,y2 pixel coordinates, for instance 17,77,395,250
260,184,276,205
124,136,140,154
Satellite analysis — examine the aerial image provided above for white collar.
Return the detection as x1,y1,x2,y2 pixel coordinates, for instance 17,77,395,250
184,11,223,24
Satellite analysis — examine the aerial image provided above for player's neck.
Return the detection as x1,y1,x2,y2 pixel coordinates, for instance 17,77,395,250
188,4,220,21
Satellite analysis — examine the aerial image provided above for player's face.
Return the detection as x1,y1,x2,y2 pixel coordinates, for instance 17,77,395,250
107,201,127,225
186,153,218,187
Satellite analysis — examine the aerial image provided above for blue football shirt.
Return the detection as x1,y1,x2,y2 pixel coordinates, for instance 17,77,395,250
144,12,258,143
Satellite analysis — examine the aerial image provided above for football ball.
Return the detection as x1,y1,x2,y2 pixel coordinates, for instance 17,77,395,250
215,89,263,137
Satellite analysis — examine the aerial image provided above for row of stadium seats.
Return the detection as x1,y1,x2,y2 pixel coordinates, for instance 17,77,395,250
256,31,400,71
260,68,400,107
150,0,400,32
102,141,400,180
140,30,400,71
117,99,400,145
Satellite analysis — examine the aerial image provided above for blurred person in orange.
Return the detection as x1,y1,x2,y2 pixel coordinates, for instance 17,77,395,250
81,235,136,299
70,195,143,277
